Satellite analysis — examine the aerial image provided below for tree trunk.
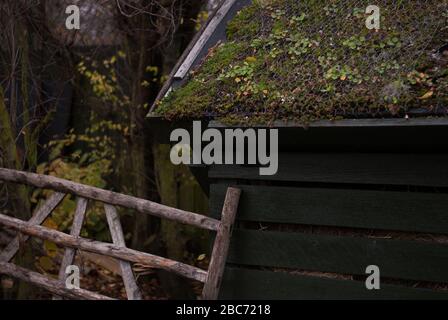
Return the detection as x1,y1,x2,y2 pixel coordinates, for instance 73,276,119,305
153,144,209,299
130,136,152,250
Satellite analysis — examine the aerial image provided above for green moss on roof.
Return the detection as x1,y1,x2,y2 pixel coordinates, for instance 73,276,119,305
155,0,448,124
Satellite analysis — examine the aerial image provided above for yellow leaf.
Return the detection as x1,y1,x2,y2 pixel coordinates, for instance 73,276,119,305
418,90,434,100
235,77,241,83
44,240,59,258
38,256,55,272
340,75,347,81
197,254,206,261
245,56,257,63
43,217,58,230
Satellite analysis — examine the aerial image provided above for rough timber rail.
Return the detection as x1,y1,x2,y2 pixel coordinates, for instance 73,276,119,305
0,168,220,231
0,168,241,300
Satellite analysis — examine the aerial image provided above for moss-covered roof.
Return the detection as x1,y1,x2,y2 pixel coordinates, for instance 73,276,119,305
155,0,448,124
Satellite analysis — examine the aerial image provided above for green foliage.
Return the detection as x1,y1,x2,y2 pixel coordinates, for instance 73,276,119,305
201,42,247,75
33,52,152,241
342,36,366,50
35,155,112,242
226,4,262,40
155,42,247,118
78,54,129,108
218,60,256,84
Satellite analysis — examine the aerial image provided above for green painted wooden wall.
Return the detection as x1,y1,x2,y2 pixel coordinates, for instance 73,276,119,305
209,152,448,299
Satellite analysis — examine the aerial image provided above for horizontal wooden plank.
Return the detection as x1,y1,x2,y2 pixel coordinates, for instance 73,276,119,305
227,229,448,283
209,153,448,187
209,117,448,129
152,118,448,152
210,184,448,234
220,268,448,299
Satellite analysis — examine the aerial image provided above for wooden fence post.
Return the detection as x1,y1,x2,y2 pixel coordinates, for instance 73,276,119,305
202,187,241,300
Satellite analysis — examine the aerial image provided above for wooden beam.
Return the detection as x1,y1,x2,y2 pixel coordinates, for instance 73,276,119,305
209,184,448,235
104,204,142,300
54,197,88,300
174,0,238,79
0,192,65,262
209,153,448,187
0,168,220,231
202,187,241,300
220,267,448,300
209,117,448,128
0,261,114,300
227,229,448,284
0,213,208,283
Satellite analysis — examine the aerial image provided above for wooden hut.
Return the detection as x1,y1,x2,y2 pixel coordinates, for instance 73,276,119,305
149,0,448,299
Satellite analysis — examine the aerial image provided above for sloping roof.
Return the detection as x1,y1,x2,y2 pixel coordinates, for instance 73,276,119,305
150,0,252,112
152,0,448,125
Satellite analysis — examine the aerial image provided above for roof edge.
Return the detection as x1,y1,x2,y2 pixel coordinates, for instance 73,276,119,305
208,117,448,128
149,0,236,113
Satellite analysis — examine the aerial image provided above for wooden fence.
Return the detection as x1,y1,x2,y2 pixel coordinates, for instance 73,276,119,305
0,168,241,300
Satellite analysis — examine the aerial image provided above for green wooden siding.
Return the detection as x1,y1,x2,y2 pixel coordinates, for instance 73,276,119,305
220,268,448,300
210,184,448,234
209,152,448,299
209,153,448,186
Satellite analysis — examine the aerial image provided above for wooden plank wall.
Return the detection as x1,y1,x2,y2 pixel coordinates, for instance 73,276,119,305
209,152,448,299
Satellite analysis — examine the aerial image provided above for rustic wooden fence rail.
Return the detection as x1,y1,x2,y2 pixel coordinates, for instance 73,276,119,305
0,168,241,300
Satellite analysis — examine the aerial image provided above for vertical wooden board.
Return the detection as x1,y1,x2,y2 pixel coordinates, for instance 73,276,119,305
104,204,142,300
210,184,448,234
227,229,448,283
219,268,448,300
202,187,241,300
209,153,448,187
